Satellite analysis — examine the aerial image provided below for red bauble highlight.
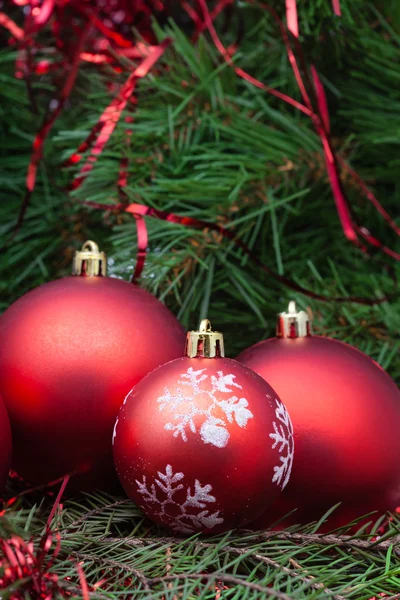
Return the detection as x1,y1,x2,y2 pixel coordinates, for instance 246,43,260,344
113,354,294,534
0,397,12,493
0,276,185,490
238,335,400,527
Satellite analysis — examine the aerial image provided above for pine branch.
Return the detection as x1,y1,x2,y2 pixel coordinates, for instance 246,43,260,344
98,530,400,558
72,552,151,592
71,550,296,599
81,535,346,598
67,499,131,529
255,530,400,554
148,573,294,599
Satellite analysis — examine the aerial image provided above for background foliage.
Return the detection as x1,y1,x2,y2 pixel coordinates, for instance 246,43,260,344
1,1,400,598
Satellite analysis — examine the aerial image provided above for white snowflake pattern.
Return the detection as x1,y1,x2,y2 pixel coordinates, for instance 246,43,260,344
157,367,253,448
269,399,294,489
136,464,224,533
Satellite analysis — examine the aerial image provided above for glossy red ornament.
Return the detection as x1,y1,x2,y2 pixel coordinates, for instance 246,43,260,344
0,242,185,490
113,320,294,534
237,302,400,528
0,396,12,493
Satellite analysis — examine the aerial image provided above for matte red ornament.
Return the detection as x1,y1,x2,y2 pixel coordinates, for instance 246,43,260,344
0,241,185,491
237,302,400,528
113,319,294,534
0,396,12,493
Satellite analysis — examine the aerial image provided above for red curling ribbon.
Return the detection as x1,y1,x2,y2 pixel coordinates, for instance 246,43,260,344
323,145,359,244
338,156,400,238
118,156,129,191
199,0,400,261
0,534,62,596
16,24,89,232
80,45,156,65
76,562,90,600
117,116,134,195
182,1,202,28
196,0,312,116
278,0,400,255
131,214,149,283
83,200,389,305
285,0,298,38
79,6,133,48
0,12,24,39
332,0,342,17
198,0,356,244
7,0,170,233
46,475,70,531
24,0,55,32
66,39,171,190
0,473,74,599
6,0,398,289
116,113,149,284
183,0,234,41
310,65,330,133
356,227,400,261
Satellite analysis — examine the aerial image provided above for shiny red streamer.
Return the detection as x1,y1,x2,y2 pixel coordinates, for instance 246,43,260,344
183,0,234,42
46,475,69,530
66,39,171,190
338,156,400,238
0,534,62,598
132,214,149,282
83,200,389,305
285,0,298,38
310,65,330,134
282,4,358,245
0,473,90,599
1,0,397,302
16,24,89,231
332,0,342,16
76,562,90,600
196,0,311,116
0,12,23,39
282,1,400,259
197,0,356,246
197,0,400,262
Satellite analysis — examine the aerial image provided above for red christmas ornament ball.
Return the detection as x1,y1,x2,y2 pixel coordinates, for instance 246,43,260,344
0,242,185,490
0,397,12,493
113,320,294,534
237,303,400,528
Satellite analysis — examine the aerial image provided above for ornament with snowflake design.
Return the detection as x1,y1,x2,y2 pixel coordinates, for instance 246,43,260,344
136,464,224,534
158,367,254,448
113,320,294,533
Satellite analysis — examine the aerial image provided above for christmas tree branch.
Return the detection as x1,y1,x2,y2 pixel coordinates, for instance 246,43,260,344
83,535,346,598
66,499,131,529
147,573,294,599
99,530,400,558
72,552,152,591
73,551,297,600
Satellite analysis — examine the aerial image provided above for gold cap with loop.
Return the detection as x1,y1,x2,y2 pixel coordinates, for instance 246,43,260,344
276,301,312,339
72,240,107,277
185,319,225,358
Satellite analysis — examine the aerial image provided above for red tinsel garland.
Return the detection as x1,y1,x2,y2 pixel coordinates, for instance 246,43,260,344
0,533,63,599
0,475,91,599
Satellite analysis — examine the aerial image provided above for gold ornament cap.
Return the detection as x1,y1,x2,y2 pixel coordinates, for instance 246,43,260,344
185,319,225,358
72,240,107,277
276,301,312,339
